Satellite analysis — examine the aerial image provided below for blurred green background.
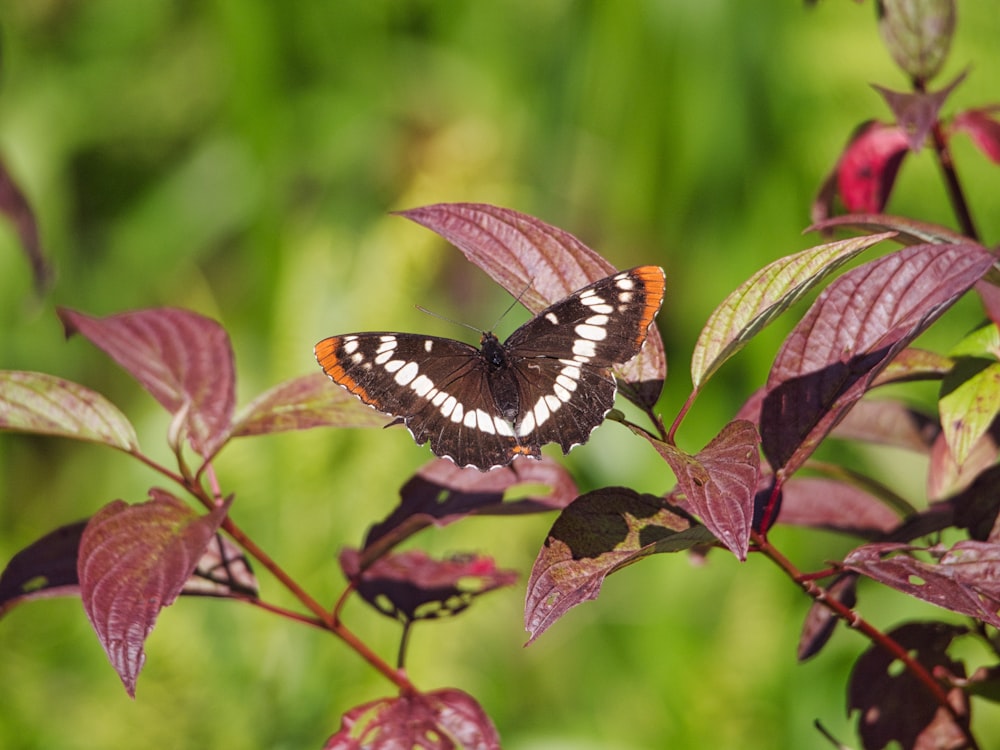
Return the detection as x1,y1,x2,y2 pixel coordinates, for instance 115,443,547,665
3,2,1000,748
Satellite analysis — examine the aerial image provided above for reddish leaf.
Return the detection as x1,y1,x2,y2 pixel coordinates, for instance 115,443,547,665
78,490,231,696
808,213,971,246
361,457,576,567
340,549,516,623
58,307,235,459
324,689,500,750
849,622,967,750
873,73,965,152
524,487,713,644
798,573,858,662
0,371,139,451
0,520,88,617
397,203,667,408
877,0,956,81
692,233,894,388
0,524,256,617
842,542,1000,628
831,398,939,453
928,426,1000,501
230,373,390,437
761,243,993,477
0,157,53,294
630,420,760,560
952,107,1000,164
779,477,902,538
837,121,911,214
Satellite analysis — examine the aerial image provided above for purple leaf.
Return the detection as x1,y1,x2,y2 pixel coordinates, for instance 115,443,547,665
0,371,139,451
831,398,939,453
230,373,390,437
808,213,971,247
0,157,53,295
398,203,667,408
180,533,258,599
361,456,577,567
761,243,994,477
324,689,500,750
58,307,236,459
873,73,965,152
340,549,517,624
629,420,760,560
692,233,895,389
78,489,231,696
524,487,713,644
0,520,88,617
928,426,1000,501
779,477,902,538
798,573,858,662
849,622,967,750
842,542,1000,628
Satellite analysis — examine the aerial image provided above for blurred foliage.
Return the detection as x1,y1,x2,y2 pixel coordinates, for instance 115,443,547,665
2,2,1000,749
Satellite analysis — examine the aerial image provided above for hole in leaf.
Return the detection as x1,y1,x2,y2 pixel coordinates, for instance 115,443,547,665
888,658,907,677
503,482,552,502
908,574,926,587
21,575,49,593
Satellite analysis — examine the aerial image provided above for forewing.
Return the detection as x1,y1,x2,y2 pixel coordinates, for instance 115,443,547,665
505,266,665,366
315,333,526,470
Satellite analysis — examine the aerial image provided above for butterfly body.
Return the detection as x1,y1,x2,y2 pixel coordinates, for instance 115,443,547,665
316,266,665,470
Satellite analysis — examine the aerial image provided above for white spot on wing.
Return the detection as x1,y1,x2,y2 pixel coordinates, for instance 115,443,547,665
343,339,360,355
411,374,435,396
533,398,550,426
384,359,405,373
450,402,465,423
616,276,635,290
476,409,496,434
573,339,597,358
545,394,562,411
424,340,434,352
589,303,614,314
575,323,607,342
517,410,536,436
394,361,419,386
586,314,609,326
493,416,514,436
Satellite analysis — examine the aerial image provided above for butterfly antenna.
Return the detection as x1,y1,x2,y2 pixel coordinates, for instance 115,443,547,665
487,279,534,332
414,305,482,334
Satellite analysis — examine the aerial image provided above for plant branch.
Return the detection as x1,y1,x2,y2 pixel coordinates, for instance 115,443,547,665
753,530,979,749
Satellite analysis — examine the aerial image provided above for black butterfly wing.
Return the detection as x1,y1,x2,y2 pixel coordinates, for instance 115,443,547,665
315,333,530,469
501,266,666,452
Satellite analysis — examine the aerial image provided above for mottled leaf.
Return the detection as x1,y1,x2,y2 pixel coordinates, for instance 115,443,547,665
952,107,1000,164
779,477,902,538
398,203,667,407
871,347,953,386
361,457,576,568
58,307,235,459
629,420,760,560
691,233,895,388
938,358,1000,468
798,573,858,662
873,73,964,152
843,542,1000,627
761,243,993,477
0,520,88,617
78,490,231,696
849,622,967,750
340,549,516,623
928,426,1000,502
324,689,500,750
524,487,713,644
1,525,256,615
231,373,390,437
877,0,956,80
0,371,139,451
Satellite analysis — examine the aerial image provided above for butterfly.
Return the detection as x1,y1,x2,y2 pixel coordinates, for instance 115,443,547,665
315,265,665,471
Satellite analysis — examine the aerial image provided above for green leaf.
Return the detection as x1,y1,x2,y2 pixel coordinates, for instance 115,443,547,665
939,358,1000,467
691,233,895,388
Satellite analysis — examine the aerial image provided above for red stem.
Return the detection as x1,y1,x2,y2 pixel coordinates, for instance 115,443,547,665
753,530,978,749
